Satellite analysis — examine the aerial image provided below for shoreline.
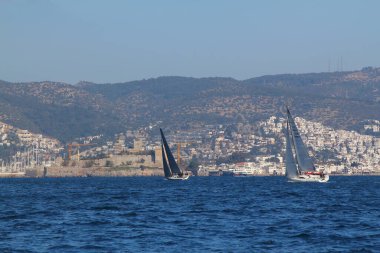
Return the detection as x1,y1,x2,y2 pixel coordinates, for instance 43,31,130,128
1,172,379,178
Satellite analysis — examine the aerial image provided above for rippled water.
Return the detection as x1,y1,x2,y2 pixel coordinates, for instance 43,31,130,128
0,176,379,252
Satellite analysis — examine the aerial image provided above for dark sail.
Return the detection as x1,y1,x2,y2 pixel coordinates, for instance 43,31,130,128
160,128,183,176
285,121,299,178
161,143,172,177
286,108,315,172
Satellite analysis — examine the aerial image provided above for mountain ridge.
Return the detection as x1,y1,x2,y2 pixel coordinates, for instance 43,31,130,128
1,67,379,142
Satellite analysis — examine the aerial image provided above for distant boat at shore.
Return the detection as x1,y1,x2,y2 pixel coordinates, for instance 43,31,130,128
160,128,190,180
285,107,329,183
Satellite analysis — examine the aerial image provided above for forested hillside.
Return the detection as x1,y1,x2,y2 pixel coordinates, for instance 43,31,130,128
1,67,379,142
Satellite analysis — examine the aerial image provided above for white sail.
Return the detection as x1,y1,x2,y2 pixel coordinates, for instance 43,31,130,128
286,108,315,172
284,107,329,183
285,122,298,179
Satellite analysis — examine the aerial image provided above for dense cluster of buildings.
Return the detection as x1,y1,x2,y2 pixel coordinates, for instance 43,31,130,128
296,117,380,174
0,122,62,173
0,122,13,147
1,115,379,176
363,120,380,133
197,116,380,175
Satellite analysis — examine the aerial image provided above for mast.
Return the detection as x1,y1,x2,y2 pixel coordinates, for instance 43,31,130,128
286,107,315,172
160,129,183,176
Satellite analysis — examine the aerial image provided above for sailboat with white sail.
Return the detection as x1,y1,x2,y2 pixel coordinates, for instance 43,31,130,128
285,107,329,182
160,128,190,180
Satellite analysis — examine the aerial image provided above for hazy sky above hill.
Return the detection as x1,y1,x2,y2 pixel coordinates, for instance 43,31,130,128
1,0,379,84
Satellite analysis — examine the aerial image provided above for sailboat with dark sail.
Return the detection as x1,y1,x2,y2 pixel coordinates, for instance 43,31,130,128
285,107,329,182
160,128,190,180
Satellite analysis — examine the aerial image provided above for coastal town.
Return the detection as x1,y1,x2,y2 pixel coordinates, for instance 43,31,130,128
1,115,379,177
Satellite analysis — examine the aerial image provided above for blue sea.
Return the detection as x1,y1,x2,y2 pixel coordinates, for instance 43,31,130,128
0,176,379,252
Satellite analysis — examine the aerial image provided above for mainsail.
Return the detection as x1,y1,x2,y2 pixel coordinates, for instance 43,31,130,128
161,145,172,177
285,121,298,178
160,128,183,176
286,108,315,172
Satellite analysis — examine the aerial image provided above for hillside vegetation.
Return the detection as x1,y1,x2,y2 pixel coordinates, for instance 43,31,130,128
1,67,379,142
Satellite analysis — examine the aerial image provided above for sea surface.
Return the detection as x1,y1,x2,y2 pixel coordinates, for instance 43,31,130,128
0,176,379,252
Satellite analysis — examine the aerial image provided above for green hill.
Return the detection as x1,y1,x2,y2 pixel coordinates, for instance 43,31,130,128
1,67,380,142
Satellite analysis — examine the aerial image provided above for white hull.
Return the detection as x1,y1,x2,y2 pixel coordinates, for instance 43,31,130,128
166,174,190,180
289,174,329,183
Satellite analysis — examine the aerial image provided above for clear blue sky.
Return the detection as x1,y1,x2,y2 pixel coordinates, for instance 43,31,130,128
1,0,379,84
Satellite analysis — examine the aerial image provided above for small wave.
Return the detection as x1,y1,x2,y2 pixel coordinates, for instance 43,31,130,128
48,244,75,250
348,248,374,253
286,191,303,197
91,205,121,211
260,239,276,245
0,215,25,221
80,245,108,250
122,211,138,217
291,232,312,239
75,220,110,226
163,240,177,246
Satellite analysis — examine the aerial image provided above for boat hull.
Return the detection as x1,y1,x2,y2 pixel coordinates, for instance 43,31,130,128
166,174,190,180
289,174,329,183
